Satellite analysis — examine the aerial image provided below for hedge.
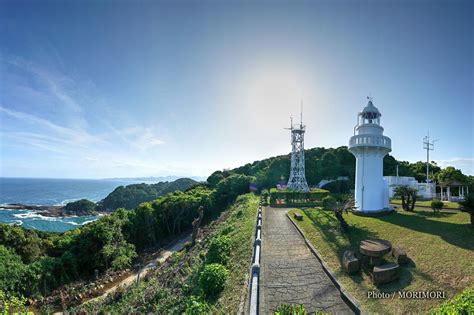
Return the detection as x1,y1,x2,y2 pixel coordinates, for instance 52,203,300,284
269,188,330,206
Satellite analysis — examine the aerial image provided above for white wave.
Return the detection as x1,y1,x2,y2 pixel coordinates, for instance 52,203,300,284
81,219,97,225
13,211,62,222
64,221,81,226
8,220,23,226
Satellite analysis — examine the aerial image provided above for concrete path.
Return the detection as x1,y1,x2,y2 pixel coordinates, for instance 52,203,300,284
260,207,353,314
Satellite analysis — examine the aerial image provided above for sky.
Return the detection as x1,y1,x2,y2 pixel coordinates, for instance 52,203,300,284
0,0,473,179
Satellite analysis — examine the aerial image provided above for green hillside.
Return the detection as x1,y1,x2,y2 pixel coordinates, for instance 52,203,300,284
100,177,198,210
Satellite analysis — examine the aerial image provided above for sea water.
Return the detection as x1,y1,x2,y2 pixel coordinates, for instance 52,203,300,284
0,178,147,232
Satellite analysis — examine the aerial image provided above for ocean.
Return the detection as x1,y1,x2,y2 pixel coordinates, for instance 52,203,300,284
0,177,151,233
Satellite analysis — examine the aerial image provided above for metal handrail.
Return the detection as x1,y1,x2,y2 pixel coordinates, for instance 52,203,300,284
249,198,263,315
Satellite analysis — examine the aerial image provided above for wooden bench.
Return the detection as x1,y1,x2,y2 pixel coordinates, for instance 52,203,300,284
293,213,304,221
392,246,408,264
373,263,400,284
342,250,360,274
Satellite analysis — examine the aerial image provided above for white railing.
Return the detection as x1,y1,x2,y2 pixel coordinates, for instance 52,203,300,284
349,134,391,150
249,198,263,315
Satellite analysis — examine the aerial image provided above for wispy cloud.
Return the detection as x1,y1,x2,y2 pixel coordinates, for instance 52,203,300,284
437,158,474,175
1,55,167,177
0,106,102,146
101,122,165,151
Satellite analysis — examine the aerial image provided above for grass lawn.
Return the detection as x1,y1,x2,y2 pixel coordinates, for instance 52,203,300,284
288,207,474,314
390,199,460,209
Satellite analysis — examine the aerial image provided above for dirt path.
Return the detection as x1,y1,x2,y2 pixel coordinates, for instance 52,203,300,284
83,233,192,305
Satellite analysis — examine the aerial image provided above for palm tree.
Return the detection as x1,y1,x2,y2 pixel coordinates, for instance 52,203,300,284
327,195,356,232
459,193,474,227
393,185,418,211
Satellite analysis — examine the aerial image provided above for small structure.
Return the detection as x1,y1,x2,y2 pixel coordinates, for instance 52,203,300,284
437,180,469,202
286,106,310,192
384,176,435,199
348,97,391,214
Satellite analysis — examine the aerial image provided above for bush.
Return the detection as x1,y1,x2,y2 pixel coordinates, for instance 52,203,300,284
322,196,337,210
199,264,228,298
269,188,330,205
431,287,473,314
430,199,444,212
206,235,231,265
0,290,29,314
275,304,308,315
185,296,210,314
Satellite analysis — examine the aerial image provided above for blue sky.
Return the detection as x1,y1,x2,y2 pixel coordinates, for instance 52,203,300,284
0,0,472,179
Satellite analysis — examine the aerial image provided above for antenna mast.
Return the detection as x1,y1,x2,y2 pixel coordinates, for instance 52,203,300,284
300,100,303,128
423,133,438,183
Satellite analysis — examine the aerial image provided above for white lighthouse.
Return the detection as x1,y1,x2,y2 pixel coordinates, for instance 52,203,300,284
348,98,392,214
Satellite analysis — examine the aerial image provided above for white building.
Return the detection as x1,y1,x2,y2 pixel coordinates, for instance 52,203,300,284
348,98,391,214
384,176,435,199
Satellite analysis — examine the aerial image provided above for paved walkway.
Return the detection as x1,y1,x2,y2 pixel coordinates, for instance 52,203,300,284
260,207,353,314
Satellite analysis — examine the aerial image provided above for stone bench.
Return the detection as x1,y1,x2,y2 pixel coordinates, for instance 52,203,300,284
294,213,304,221
342,250,360,274
392,246,408,264
373,263,400,284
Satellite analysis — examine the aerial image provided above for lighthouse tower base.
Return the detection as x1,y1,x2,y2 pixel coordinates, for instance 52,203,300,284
352,178,393,216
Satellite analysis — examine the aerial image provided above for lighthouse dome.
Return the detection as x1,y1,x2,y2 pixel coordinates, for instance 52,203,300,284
361,100,381,120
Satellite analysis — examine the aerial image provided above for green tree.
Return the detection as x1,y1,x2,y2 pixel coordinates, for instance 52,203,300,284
321,151,340,179
214,174,255,207
437,166,467,184
206,171,226,188
0,245,27,294
459,194,474,227
0,224,43,264
394,185,418,212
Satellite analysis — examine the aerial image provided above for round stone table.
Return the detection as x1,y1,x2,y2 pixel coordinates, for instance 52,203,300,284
360,239,392,265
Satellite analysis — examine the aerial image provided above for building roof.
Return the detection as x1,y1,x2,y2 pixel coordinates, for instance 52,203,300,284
438,180,467,186
360,100,381,119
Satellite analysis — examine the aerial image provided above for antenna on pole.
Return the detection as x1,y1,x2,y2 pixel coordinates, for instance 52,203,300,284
423,132,439,183
300,100,303,128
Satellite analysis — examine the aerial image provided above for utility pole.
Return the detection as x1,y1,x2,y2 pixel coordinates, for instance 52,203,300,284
423,133,438,183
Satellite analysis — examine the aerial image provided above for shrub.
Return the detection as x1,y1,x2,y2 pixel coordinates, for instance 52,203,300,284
275,304,308,315
185,296,210,314
322,196,337,210
206,235,231,265
199,264,228,298
269,188,330,205
431,287,473,314
0,290,29,314
430,199,444,212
